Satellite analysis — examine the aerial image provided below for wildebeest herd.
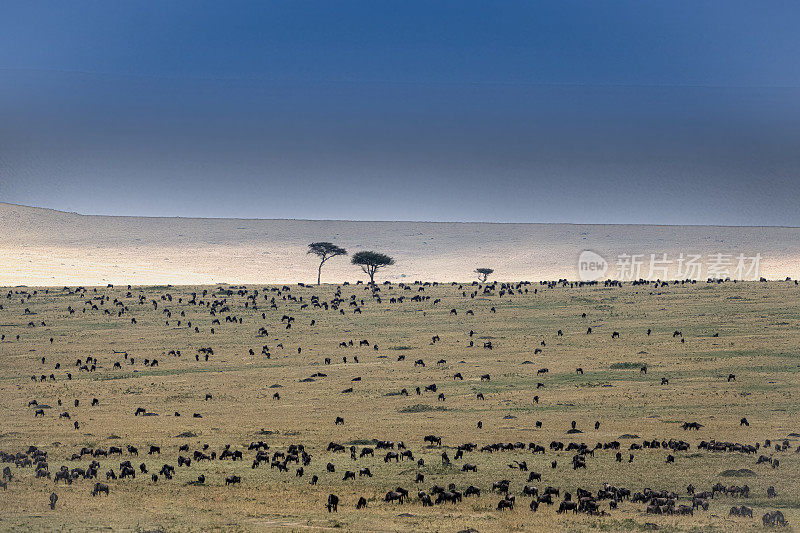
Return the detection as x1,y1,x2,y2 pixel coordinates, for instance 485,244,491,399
0,278,797,531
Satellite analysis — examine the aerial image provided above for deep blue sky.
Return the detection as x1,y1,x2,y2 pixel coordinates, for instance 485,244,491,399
1,1,799,224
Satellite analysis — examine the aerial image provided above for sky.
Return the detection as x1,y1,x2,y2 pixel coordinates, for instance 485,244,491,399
1,1,799,225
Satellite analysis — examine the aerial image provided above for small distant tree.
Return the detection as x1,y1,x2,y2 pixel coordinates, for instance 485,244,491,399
475,268,494,282
351,251,394,286
308,242,347,285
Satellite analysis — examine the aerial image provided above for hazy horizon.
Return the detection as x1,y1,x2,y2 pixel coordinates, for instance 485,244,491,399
6,201,800,229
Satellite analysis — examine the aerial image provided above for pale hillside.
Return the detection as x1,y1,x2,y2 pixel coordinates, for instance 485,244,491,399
1,203,798,285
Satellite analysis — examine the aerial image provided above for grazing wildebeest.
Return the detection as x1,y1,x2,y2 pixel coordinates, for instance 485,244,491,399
385,490,405,504
356,496,367,509
762,510,788,527
464,485,481,497
359,447,374,458
497,498,514,510
730,505,754,518
558,501,578,513
49,492,58,509
511,460,527,471
225,475,241,485
327,494,339,512
384,452,399,463
91,482,109,496
492,479,510,493
424,435,442,446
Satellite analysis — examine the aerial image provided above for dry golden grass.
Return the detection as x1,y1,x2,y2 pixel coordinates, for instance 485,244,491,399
0,280,798,532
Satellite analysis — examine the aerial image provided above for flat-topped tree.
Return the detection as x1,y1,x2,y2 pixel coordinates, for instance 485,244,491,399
351,251,394,286
475,268,494,282
308,242,347,285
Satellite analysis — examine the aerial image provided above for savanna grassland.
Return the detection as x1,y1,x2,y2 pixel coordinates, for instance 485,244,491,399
0,280,799,532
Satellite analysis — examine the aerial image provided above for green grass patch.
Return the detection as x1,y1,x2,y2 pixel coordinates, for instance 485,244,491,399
610,361,643,369
398,404,448,413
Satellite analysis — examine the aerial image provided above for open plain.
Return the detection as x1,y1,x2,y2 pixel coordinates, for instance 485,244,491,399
1,279,799,531
4,2,799,531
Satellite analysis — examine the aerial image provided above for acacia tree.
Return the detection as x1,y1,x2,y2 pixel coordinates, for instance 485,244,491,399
475,267,494,282
351,251,394,286
307,242,347,285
